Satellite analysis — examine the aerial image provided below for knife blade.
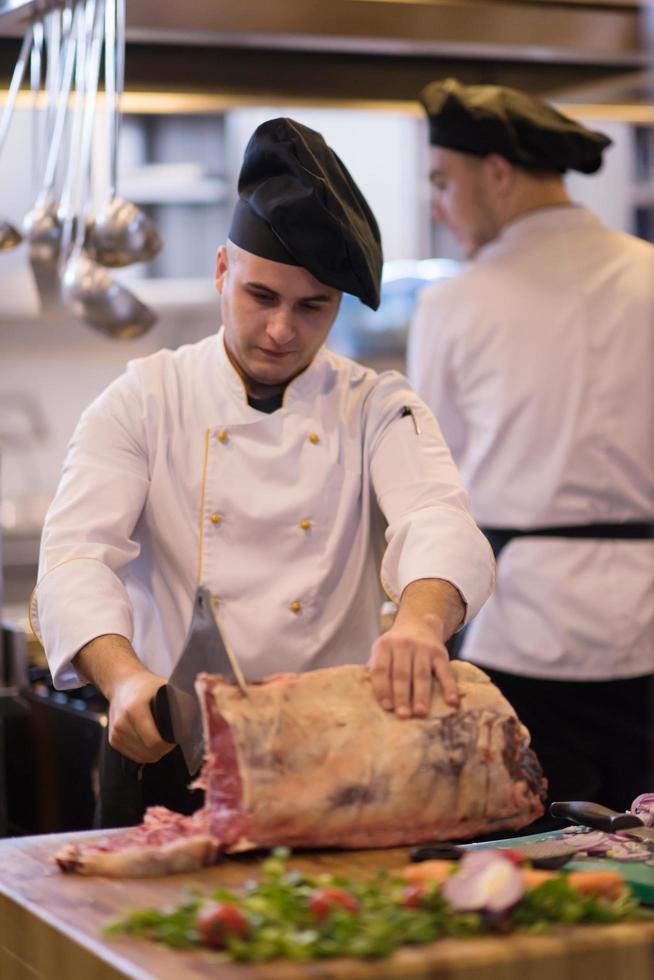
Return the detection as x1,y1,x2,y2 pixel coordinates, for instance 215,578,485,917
150,585,248,776
550,800,654,847
410,839,578,870
616,825,654,847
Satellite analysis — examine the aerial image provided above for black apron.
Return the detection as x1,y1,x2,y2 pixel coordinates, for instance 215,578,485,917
94,733,203,829
95,582,229,829
447,521,653,660
481,521,654,561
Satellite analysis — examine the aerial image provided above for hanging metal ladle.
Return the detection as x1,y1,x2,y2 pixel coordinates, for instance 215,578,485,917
85,0,162,267
23,7,81,312
57,0,91,260
60,0,156,338
0,26,33,249
22,9,77,266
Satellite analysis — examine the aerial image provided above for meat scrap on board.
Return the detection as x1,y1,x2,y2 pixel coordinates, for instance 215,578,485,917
55,662,546,876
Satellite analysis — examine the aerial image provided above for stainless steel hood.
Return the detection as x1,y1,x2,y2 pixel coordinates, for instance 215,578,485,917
0,0,651,106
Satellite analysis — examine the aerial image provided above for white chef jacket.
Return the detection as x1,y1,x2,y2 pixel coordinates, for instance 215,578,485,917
32,328,494,689
408,205,654,681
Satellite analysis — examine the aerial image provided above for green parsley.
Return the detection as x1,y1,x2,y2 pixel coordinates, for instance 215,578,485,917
105,849,645,962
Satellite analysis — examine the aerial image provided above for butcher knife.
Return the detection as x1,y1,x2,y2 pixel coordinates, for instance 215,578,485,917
550,800,654,848
150,585,248,777
411,839,581,870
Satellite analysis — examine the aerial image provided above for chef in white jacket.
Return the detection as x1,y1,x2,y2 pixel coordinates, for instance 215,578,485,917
32,117,494,827
408,79,654,820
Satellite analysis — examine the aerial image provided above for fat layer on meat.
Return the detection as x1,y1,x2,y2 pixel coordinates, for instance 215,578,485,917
199,661,545,848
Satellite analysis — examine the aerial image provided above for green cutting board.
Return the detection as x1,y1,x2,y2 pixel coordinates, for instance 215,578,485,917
463,830,654,905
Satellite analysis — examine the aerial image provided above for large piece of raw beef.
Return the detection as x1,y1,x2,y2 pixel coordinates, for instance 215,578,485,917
56,662,545,876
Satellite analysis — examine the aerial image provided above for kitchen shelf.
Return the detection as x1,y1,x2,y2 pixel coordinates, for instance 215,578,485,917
0,0,648,68
119,162,228,206
119,178,228,205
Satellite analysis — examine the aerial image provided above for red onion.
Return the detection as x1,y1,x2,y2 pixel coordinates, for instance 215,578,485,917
630,793,654,828
561,829,650,862
441,851,524,913
563,831,611,852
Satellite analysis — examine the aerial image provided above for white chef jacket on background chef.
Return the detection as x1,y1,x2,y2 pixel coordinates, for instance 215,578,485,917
32,327,494,689
408,204,654,681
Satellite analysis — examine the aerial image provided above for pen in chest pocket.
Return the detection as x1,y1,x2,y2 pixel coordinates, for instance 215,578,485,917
400,405,421,435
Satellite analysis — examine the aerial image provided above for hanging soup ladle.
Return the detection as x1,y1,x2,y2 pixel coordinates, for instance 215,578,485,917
60,0,156,338
0,26,33,249
23,6,78,263
57,0,92,262
29,19,44,201
43,6,62,152
85,0,162,267
22,7,79,311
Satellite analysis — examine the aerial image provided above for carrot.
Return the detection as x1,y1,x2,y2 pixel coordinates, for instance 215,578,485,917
401,860,456,885
521,867,625,899
566,870,626,901
521,867,556,889
401,861,625,901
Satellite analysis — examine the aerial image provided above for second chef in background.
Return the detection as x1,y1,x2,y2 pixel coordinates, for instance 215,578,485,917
408,79,654,819
31,117,494,827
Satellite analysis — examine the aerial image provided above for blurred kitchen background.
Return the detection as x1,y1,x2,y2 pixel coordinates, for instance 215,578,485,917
0,0,652,836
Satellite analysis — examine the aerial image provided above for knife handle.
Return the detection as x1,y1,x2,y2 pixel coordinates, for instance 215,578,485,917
410,842,465,863
150,684,176,743
550,800,643,831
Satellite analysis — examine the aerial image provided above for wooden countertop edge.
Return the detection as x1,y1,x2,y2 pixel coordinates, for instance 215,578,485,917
0,831,154,980
0,889,154,980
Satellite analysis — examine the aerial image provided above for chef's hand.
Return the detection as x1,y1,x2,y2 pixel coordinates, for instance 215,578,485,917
73,633,175,764
108,669,175,764
368,579,463,718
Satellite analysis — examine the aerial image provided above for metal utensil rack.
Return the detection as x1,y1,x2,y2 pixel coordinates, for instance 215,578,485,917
0,1,65,30
0,0,160,336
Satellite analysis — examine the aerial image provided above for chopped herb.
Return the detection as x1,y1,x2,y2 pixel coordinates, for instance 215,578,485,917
105,849,645,962
511,876,641,930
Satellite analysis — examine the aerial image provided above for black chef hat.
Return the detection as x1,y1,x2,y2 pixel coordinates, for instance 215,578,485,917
420,78,611,175
228,117,383,310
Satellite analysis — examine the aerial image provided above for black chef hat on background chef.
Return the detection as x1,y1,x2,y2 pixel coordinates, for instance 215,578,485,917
420,78,611,175
228,117,383,310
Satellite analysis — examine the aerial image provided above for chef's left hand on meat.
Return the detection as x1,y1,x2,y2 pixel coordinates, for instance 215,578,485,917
369,617,455,717
369,578,463,717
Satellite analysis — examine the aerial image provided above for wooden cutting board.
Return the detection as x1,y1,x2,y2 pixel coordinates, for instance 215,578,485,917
465,830,654,905
1,830,654,980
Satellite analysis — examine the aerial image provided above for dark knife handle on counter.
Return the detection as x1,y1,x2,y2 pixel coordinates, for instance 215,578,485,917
410,842,465,862
150,684,176,743
550,800,644,831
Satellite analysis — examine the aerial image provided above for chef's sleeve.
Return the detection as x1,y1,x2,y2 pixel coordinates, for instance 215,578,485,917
368,373,494,624
29,365,150,688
